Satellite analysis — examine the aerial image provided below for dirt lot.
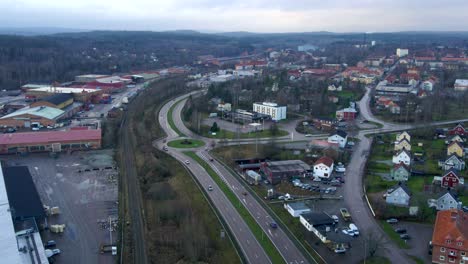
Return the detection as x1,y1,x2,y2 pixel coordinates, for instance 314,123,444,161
2,150,118,264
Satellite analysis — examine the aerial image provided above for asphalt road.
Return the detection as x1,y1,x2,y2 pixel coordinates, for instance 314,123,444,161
157,94,271,264
161,93,311,264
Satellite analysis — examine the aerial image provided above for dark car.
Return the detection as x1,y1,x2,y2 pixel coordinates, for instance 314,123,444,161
4,127,16,133
269,222,278,229
400,234,410,240
395,228,407,233
44,240,57,248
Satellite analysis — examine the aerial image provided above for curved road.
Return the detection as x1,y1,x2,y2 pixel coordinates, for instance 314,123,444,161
158,93,310,264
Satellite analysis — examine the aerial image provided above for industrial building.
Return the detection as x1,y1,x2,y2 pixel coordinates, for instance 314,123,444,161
0,164,49,264
260,160,310,184
253,102,287,121
24,86,103,103
0,129,102,154
0,106,65,128
30,93,74,109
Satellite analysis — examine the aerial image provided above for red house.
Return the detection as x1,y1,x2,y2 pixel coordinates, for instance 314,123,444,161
439,170,464,188
449,124,467,136
336,108,358,121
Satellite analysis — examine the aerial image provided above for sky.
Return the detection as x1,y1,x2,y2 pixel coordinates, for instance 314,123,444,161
2,0,468,33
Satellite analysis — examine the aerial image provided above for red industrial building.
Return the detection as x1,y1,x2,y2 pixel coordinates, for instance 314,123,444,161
0,129,101,154
336,108,358,121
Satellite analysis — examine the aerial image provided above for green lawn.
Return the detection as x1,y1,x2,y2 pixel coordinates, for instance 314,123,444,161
184,151,284,264
379,221,410,249
365,174,394,193
200,125,289,139
167,99,185,137
168,139,205,149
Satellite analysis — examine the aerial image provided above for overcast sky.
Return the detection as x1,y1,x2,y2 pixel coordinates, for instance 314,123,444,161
2,0,468,33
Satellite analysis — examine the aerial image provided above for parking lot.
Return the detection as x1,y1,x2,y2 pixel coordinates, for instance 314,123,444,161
2,150,118,264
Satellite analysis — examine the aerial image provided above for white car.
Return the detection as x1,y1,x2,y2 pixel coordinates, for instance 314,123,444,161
331,215,339,223
185,160,190,165
349,223,359,236
305,134,313,137
335,166,346,173
313,177,322,182
334,247,346,254
342,229,355,236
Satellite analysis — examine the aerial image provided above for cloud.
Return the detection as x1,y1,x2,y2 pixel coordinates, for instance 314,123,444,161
1,0,468,32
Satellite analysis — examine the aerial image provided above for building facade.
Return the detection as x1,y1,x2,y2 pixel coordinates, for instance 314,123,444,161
253,102,287,121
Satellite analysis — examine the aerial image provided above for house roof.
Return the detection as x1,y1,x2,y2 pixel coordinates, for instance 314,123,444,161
287,202,310,211
334,130,347,139
394,149,411,158
1,106,65,120
443,169,460,178
446,154,463,163
389,184,411,196
300,212,334,226
439,191,459,202
448,141,464,149
314,156,334,167
0,129,101,145
396,138,411,146
432,209,468,250
39,93,73,106
393,162,410,171
2,166,45,219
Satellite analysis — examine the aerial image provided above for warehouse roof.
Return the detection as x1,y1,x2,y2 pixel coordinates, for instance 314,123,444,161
264,160,310,172
1,106,65,120
2,166,45,220
40,93,73,106
25,86,99,93
0,164,23,263
0,129,101,145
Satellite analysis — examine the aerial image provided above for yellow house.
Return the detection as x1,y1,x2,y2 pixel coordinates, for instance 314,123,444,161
447,141,464,157
394,139,412,152
396,131,411,142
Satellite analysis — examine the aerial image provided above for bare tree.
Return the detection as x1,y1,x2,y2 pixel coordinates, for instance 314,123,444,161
364,230,389,258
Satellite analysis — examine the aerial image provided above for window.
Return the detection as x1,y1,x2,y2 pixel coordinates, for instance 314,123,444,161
458,242,463,247
441,247,446,252
449,257,454,263
440,256,445,261
461,251,465,256
447,240,452,244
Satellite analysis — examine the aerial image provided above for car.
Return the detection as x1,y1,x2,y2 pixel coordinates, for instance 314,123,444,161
304,134,313,137
395,228,407,233
349,223,359,236
44,240,56,249
347,141,355,146
263,180,269,185
342,228,355,236
269,222,278,229
4,127,16,133
331,215,339,223
242,191,248,196
313,177,321,182
278,196,285,200
334,247,346,254
185,160,190,165
386,218,399,224
209,158,214,162
47,125,54,129
208,185,213,191
335,166,346,173
400,234,410,240
462,206,468,212
52,249,61,255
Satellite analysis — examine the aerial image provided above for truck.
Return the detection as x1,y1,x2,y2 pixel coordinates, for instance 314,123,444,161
340,208,351,221
100,244,117,255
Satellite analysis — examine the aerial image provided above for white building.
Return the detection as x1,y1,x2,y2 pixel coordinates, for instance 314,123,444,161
392,150,411,165
396,48,409,57
428,191,462,211
454,79,468,91
253,102,287,121
386,185,411,207
298,44,318,52
313,156,334,178
327,130,348,148
284,202,311,217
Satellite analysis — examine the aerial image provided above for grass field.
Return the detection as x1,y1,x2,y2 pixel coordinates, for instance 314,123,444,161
167,99,185,137
168,139,205,148
200,125,289,139
184,151,285,264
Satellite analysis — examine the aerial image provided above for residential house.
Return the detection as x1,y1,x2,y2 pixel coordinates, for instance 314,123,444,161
328,84,343,92
422,79,435,91
336,108,357,121
396,131,411,142
447,141,465,158
449,124,467,136
431,209,468,264
392,150,411,165
394,138,412,152
284,202,311,217
428,191,462,211
312,117,337,131
390,163,410,181
450,135,465,144
327,130,348,148
313,157,334,178
435,170,465,188
454,79,468,92
439,155,466,171
386,184,411,207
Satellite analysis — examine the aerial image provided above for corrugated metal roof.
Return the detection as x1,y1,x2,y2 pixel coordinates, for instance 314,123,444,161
1,106,65,120
0,129,101,145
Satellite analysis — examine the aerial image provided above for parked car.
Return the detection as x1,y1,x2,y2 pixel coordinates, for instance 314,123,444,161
44,240,56,249
342,228,355,236
395,228,407,233
349,223,359,236
400,234,410,240
335,176,345,183
263,180,269,185
313,177,322,182
334,247,346,253
335,166,346,173
4,127,16,133
331,215,339,223
386,218,399,224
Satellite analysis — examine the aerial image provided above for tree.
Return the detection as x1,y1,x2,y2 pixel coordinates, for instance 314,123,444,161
269,122,279,136
210,122,219,132
364,230,388,258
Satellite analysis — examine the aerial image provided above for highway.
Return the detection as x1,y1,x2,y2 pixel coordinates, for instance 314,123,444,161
157,94,272,264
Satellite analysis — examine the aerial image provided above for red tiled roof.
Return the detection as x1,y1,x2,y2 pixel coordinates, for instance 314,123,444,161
0,129,101,145
314,156,334,167
415,56,436,61
441,57,468,62
393,162,409,170
432,210,468,251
